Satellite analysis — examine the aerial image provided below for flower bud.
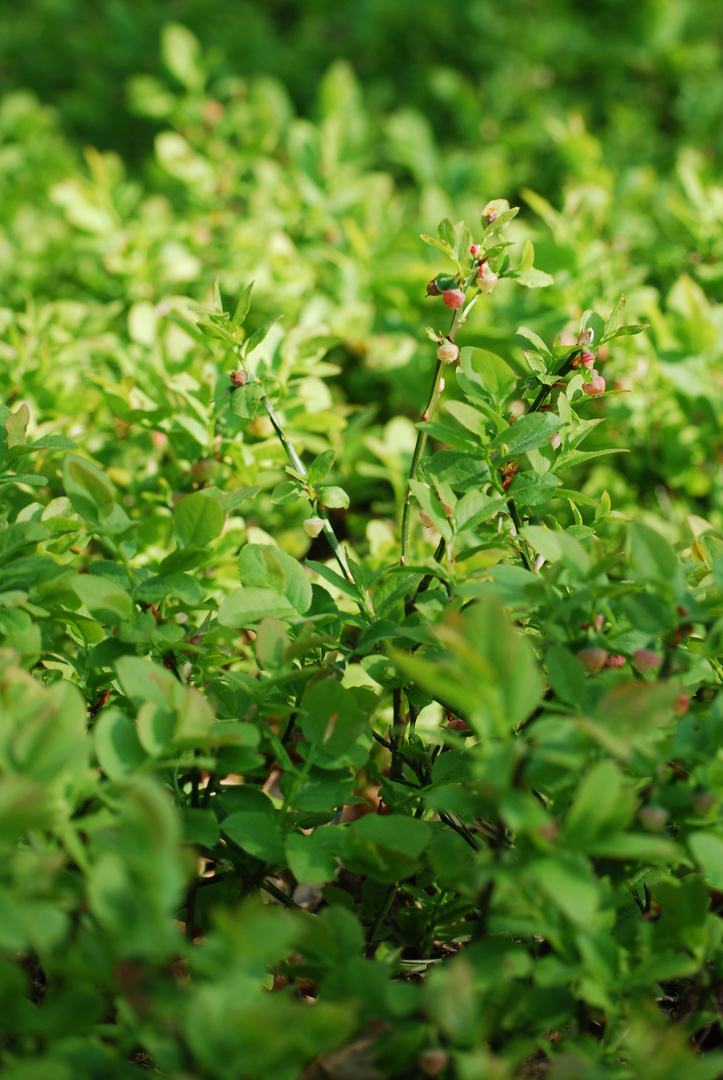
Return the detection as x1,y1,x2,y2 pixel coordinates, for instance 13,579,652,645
692,791,715,816
436,340,459,364
632,648,662,674
593,613,605,632
477,268,499,294
578,327,595,346
674,691,690,716
419,1049,450,1076
303,517,325,538
486,207,499,225
443,288,465,310
549,432,561,451
229,369,248,387
605,653,626,669
580,351,596,369
470,244,482,258
577,647,608,672
639,806,668,832
582,371,606,397
426,272,459,297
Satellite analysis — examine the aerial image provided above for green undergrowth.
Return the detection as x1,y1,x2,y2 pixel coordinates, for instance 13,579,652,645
3,14,723,1080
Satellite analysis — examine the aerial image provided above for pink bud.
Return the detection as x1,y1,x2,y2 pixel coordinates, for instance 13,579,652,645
577,647,608,672
470,244,482,257
436,340,460,364
443,288,465,310
582,371,606,397
632,648,662,674
593,614,605,633
578,328,595,346
549,432,561,451
580,351,596,368
605,653,626,669
447,717,470,733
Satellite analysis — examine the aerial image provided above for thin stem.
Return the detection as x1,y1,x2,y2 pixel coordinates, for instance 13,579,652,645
401,293,474,565
365,882,396,952
262,393,355,585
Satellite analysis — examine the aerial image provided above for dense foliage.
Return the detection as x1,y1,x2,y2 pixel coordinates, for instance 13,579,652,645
4,7,723,1079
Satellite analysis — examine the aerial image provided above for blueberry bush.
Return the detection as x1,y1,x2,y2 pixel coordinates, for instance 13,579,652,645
4,11,723,1080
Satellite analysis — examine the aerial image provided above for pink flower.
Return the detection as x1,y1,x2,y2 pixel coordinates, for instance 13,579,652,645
605,653,626,668
443,288,465,310
582,370,606,397
578,328,595,346
549,432,561,451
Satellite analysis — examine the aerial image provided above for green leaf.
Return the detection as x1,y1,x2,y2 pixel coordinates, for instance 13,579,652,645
563,761,635,847
299,678,370,769
62,454,118,529
0,521,50,566
232,281,254,329
529,858,600,928
343,814,431,884
510,267,554,288
244,315,283,356
230,381,264,419
161,22,204,91
489,413,561,457
545,644,587,708
627,521,679,583
508,470,562,507
687,832,723,890
181,808,221,847
458,347,518,406
94,707,148,779
238,544,312,614
174,492,226,548
222,811,284,863
315,485,349,510
135,572,204,606
307,449,336,485
5,403,29,447
285,830,338,884
218,587,294,626
521,525,590,575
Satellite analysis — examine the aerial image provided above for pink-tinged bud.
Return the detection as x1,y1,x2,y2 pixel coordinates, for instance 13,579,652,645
638,806,668,832
303,517,325,538
486,207,499,225
470,244,482,258
605,653,626,669
578,327,595,346
549,432,561,451
447,716,470,733
580,351,596,369
674,691,691,716
443,288,465,310
632,648,662,674
477,268,499,294
593,613,605,633
419,1049,450,1076
582,371,606,397
577,647,608,672
692,792,715,816
426,279,441,296
436,340,460,364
